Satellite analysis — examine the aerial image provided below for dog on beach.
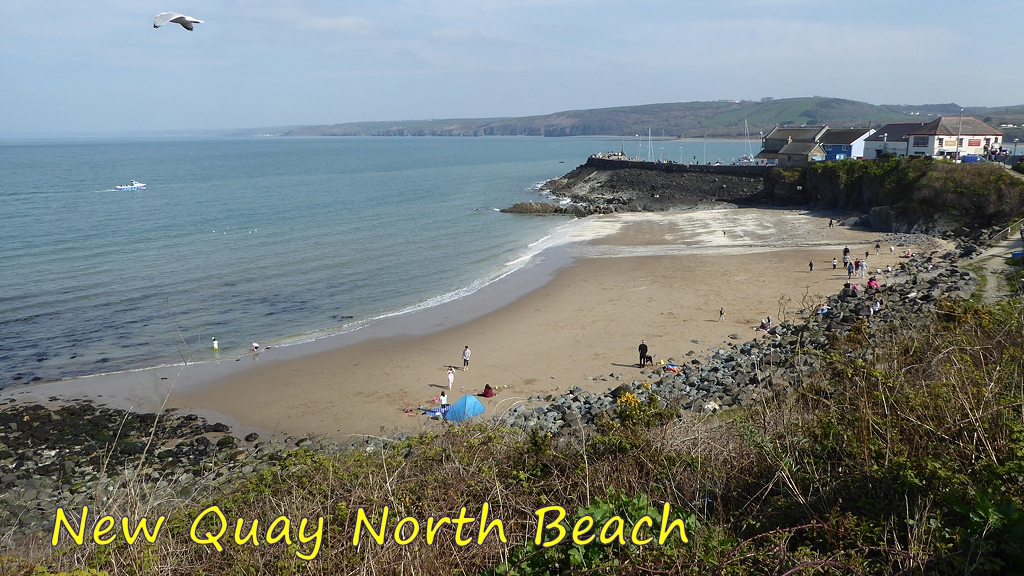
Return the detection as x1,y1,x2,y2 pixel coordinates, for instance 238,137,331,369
642,354,654,367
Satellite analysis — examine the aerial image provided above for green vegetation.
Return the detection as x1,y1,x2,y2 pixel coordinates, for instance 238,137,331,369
800,157,1024,226
9,298,1024,575
282,97,1024,139
1005,255,1024,295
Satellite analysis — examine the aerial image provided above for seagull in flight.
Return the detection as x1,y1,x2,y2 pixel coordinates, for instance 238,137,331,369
153,12,203,31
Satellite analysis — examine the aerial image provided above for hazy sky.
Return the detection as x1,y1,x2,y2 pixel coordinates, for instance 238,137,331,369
3,0,1022,134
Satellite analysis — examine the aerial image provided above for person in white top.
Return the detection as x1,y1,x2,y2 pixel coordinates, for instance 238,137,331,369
447,366,455,390
463,346,471,370
439,392,448,406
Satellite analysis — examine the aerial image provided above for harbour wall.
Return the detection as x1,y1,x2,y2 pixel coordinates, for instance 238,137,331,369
585,157,774,177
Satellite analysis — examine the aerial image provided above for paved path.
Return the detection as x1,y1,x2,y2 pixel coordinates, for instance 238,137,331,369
971,231,1024,302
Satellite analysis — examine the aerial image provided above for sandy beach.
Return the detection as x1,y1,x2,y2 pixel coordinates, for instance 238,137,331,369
1,208,914,440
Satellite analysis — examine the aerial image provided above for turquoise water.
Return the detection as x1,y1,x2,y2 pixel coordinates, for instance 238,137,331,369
0,136,751,385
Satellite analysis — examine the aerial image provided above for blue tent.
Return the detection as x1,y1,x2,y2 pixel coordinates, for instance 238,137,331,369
446,395,485,422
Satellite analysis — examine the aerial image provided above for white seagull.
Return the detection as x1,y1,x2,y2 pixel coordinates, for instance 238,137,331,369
153,12,203,31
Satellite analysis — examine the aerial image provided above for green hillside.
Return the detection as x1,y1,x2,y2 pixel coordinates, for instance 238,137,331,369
283,97,1024,141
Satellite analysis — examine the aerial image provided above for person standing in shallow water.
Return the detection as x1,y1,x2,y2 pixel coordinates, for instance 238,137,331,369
638,340,648,367
462,346,471,370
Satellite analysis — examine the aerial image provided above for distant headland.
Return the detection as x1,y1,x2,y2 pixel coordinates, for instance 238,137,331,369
279,96,1024,142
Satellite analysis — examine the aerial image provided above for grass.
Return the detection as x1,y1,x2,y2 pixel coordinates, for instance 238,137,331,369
962,263,988,304
1005,256,1024,294
5,299,1024,575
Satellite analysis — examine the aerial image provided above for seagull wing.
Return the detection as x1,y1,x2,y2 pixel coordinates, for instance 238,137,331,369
154,12,203,30
171,14,203,30
153,12,183,28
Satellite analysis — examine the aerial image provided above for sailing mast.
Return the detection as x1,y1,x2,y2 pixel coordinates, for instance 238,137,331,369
745,119,752,157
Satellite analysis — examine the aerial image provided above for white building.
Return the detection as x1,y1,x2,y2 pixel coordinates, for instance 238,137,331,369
905,116,1003,158
861,122,927,159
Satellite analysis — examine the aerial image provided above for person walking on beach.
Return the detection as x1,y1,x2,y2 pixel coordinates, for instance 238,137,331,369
875,243,881,255
832,257,838,270
719,308,725,322
828,219,834,228
847,262,855,279
638,340,648,368
808,260,815,272
843,245,851,257
439,392,448,406
462,346,471,370
447,366,455,390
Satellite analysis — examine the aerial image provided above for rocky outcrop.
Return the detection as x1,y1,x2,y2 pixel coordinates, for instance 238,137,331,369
533,159,766,215
0,403,310,534
501,201,560,214
501,200,630,217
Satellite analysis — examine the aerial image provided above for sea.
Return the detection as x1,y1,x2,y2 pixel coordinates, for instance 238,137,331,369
0,136,752,387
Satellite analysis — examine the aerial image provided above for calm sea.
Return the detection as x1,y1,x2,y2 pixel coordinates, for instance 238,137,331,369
0,136,751,386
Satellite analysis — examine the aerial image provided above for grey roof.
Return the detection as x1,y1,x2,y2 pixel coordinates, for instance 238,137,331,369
763,125,828,142
907,116,1003,136
864,122,928,142
819,128,873,145
778,142,824,155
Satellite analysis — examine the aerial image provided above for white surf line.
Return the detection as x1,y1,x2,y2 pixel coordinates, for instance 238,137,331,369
570,241,859,259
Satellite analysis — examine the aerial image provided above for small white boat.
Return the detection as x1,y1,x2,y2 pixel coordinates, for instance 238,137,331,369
115,180,146,191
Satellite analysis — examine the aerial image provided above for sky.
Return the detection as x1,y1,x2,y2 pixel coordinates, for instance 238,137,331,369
3,0,1023,135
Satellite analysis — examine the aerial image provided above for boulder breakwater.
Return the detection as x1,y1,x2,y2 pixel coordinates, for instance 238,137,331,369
488,250,978,438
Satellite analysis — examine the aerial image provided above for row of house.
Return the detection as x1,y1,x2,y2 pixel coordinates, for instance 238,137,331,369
755,116,1005,167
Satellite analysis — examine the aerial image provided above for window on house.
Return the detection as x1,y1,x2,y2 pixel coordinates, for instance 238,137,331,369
937,138,944,146
913,136,928,147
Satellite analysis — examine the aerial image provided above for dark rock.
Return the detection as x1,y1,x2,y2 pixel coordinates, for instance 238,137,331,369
500,202,560,214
